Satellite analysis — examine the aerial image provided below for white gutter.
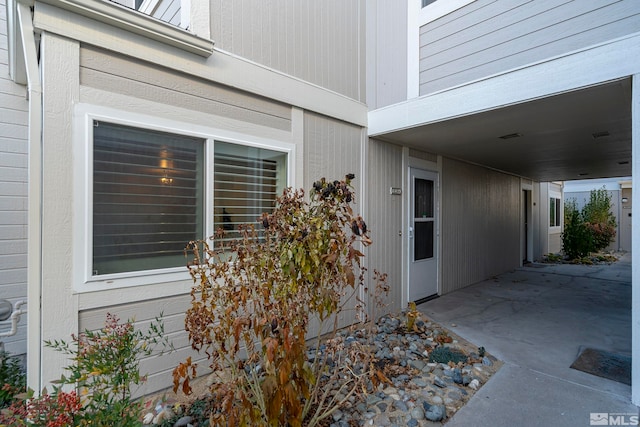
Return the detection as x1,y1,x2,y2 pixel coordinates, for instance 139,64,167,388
16,0,44,393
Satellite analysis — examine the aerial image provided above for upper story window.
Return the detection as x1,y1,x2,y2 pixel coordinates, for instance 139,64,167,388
108,0,190,29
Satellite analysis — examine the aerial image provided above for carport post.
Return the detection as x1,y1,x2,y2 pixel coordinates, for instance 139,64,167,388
633,73,640,406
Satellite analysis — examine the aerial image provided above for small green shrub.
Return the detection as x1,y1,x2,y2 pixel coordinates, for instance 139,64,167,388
0,350,26,408
582,188,617,252
1,313,171,427
544,253,563,263
562,188,617,260
429,347,468,364
562,199,593,259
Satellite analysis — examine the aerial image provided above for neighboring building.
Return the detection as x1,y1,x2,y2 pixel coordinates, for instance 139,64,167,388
564,177,633,252
2,0,639,405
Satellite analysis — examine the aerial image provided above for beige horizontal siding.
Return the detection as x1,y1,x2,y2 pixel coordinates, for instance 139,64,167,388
419,0,640,95
78,294,209,398
440,158,521,294
79,45,292,131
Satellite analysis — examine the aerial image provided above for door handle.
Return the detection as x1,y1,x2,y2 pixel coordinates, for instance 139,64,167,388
408,226,414,239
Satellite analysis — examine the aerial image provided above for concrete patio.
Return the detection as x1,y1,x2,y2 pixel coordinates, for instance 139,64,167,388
418,254,639,426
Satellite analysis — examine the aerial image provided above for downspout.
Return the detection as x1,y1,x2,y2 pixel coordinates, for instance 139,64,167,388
16,0,43,393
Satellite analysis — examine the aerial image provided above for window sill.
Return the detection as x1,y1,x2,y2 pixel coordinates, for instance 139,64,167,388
39,0,214,57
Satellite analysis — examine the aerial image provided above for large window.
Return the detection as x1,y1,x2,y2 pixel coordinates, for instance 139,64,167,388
91,121,287,278
550,197,561,227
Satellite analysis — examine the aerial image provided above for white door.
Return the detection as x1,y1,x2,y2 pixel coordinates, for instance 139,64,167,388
409,168,438,302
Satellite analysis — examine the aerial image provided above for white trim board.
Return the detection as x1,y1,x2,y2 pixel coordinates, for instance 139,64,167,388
372,32,640,136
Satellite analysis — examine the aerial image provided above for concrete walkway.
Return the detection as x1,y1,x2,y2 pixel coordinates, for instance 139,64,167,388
418,254,638,426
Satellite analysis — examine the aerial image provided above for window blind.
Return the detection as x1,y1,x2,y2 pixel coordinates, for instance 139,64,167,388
92,121,204,275
213,142,285,244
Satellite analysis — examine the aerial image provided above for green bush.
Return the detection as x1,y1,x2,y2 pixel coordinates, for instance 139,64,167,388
562,199,593,259
562,188,617,259
582,188,617,252
0,350,26,408
429,347,468,364
1,314,171,427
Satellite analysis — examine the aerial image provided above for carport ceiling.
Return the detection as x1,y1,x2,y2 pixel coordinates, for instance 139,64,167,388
376,78,632,182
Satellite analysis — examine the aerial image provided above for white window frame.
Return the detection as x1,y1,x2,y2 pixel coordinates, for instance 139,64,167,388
73,104,295,293
549,192,562,231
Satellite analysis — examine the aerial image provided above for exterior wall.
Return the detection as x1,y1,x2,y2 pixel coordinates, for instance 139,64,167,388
303,112,363,190
30,0,367,393
419,0,640,96
367,139,403,315
440,157,521,294
303,111,365,328
79,45,292,131
366,0,408,109
210,0,366,103
0,0,28,356
78,294,197,398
